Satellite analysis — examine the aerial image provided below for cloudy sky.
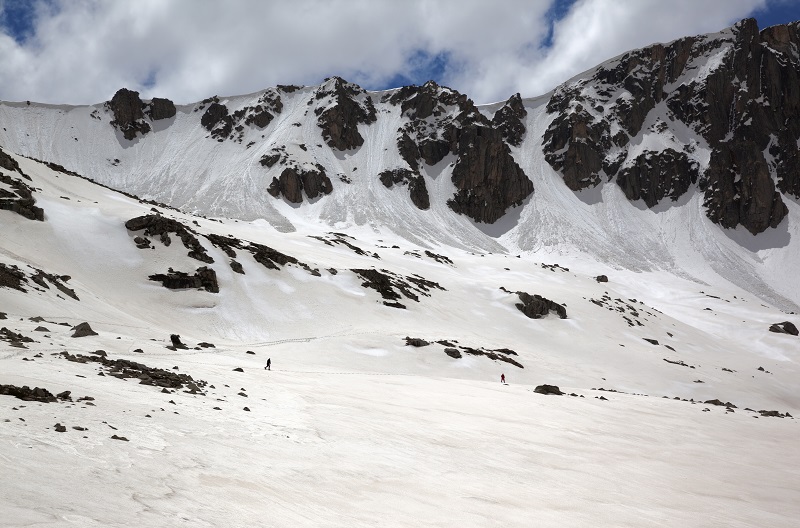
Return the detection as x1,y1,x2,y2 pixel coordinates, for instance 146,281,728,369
0,0,797,105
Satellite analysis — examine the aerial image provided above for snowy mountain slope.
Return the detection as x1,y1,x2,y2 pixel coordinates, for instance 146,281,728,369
2,17,800,526
1,19,799,312
2,148,799,527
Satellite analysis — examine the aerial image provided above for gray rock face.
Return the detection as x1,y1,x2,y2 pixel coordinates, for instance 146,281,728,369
491,93,527,147
314,77,377,150
108,88,176,140
267,165,332,203
378,169,430,210
385,81,533,224
542,18,800,234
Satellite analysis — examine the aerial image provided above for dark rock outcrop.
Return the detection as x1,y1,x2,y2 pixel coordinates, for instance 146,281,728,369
267,165,332,203
146,97,177,120
0,169,44,221
71,322,98,338
149,266,219,293
491,93,527,147
0,262,77,299
515,292,568,319
769,321,799,336
378,169,430,210
125,214,213,263
534,384,564,395
616,149,700,207
0,384,58,402
386,81,533,224
60,351,207,393
108,89,151,140
542,18,799,234
201,101,233,140
353,268,445,307
314,77,377,150
405,337,430,347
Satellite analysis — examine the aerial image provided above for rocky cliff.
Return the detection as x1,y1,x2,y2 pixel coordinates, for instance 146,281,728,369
542,18,799,234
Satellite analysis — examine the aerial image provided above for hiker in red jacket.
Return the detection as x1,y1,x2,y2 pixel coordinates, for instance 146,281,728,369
501,373,505,384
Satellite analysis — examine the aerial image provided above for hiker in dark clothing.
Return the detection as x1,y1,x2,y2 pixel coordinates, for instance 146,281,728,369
265,358,271,370
501,373,505,384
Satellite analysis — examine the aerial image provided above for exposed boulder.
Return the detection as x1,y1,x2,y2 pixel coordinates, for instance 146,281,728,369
405,337,431,347
149,266,219,293
71,322,98,338
146,97,177,121
595,275,608,283
769,321,799,336
534,384,564,395
515,292,568,319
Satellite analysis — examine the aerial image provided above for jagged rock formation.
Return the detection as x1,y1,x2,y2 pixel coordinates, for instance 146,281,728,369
0,262,78,299
125,214,214,263
385,81,533,223
491,93,527,147
267,165,332,203
314,77,376,150
199,89,283,142
149,266,219,293
379,168,430,210
542,18,800,234
108,88,176,140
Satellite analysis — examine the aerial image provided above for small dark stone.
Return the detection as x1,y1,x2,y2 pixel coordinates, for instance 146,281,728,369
54,423,66,432
595,275,608,283
111,434,129,441
233,367,244,372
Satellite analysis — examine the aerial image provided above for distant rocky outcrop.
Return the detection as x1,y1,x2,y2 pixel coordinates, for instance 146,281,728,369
542,18,799,234
149,266,219,293
200,89,283,142
385,81,533,224
314,77,377,150
125,214,214,263
491,93,527,147
769,321,799,336
108,88,175,140
514,292,567,319
267,165,332,203
378,168,430,210
0,152,44,221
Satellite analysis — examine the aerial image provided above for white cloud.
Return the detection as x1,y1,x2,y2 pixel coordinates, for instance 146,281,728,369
0,0,772,105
